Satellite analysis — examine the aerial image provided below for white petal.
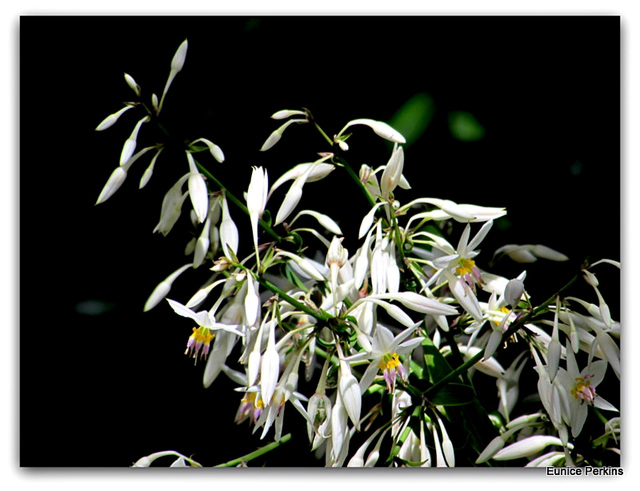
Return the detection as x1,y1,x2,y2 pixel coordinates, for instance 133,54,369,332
269,162,334,195
191,137,225,163
95,166,127,205
186,152,209,223
373,291,458,316
95,105,133,131
171,39,189,72
345,118,406,144
260,342,280,405
275,182,303,225
143,264,191,312
271,109,307,120
295,210,342,235
220,195,239,260
119,116,148,165
492,435,564,460
338,359,361,430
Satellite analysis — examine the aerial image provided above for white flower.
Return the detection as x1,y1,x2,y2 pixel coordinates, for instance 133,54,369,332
367,291,458,316
380,145,405,197
493,244,569,264
190,137,225,163
400,197,506,223
95,104,134,131
124,73,141,96
95,166,127,205
504,274,526,307
158,39,188,113
269,162,335,196
271,109,307,120
347,324,424,393
96,146,156,205
186,152,209,224
260,118,308,151
153,174,189,236
343,118,406,144
555,340,617,438
143,264,191,312
139,147,164,189
260,320,280,405
120,116,149,165
245,166,269,258
273,159,330,225
492,435,566,461
290,209,342,236
220,193,239,261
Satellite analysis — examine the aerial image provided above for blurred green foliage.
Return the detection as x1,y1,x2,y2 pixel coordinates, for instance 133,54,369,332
388,92,435,147
448,111,485,141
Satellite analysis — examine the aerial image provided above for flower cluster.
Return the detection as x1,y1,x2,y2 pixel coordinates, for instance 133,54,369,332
96,40,620,468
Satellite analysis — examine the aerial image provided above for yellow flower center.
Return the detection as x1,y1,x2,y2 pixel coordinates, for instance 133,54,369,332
570,375,596,403
456,258,476,277
185,326,215,362
378,353,401,372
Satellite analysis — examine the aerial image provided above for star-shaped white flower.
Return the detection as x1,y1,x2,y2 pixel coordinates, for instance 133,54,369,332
348,324,424,393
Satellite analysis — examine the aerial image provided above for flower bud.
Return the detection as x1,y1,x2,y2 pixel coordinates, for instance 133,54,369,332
124,73,141,96
504,278,525,307
95,166,127,205
143,263,191,311
95,105,133,131
271,109,306,120
380,146,405,197
345,118,406,144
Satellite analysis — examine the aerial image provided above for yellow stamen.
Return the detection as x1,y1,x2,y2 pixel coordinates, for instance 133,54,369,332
456,258,476,277
378,353,401,372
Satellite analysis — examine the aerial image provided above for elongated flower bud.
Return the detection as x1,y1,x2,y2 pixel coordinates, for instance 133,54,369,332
345,118,406,144
271,109,307,120
144,263,191,311
95,167,127,205
95,105,133,131
158,39,188,113
124,73,141,96
186,152,209,224
380,146,404,197
492,435,565,461
119,116,149,165
190,137,225,163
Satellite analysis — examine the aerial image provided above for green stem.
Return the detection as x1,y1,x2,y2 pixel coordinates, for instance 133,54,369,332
313,121,334,146
424,272,580,398
254,274,332,323
334,156,377,209
213,433,292,467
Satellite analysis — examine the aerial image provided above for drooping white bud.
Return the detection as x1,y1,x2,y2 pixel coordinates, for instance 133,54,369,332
344,118,406,144
186,152,209,224
271,109,307,120
504,277,525,307
143,263,191,312
153,174,189,236
119,116,149,165
95,105,134,131
95,166,128,205
190,137,225,163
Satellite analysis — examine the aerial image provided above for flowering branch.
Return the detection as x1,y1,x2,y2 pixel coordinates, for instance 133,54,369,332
95,39,620,469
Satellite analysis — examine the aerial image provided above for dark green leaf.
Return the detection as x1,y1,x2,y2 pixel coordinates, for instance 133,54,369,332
429,382,474,406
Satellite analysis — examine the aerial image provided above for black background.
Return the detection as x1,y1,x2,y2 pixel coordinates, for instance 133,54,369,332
20,16,620,467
